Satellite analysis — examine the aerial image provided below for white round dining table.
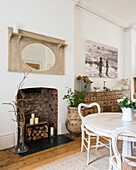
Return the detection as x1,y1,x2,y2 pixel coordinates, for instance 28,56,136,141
84,112,136,156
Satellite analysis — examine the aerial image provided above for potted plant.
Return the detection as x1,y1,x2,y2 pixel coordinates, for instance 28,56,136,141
63,88,87,137
117,96,136,121
77,75,93,92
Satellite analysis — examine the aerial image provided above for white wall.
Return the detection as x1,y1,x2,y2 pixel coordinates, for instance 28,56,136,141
124,28,136,98
0,0,75,149
0,0,131,150
75,7,125,91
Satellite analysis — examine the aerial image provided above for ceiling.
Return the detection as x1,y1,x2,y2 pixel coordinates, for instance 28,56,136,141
73,0,136,28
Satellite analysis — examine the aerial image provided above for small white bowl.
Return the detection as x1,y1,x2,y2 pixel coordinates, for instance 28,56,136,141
93,87,100,92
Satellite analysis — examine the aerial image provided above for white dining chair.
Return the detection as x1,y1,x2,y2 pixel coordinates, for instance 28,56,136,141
109,127,136,170
78,102,111,165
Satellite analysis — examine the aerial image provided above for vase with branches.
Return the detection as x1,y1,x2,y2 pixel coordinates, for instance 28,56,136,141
3,72,31,153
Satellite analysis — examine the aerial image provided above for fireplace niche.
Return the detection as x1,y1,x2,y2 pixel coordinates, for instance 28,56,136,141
17,87,58,139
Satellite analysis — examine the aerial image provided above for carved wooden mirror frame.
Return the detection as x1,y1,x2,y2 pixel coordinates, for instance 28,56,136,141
8,27,67,74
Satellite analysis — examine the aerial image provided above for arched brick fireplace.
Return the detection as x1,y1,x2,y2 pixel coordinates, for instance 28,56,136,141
17,87,58,138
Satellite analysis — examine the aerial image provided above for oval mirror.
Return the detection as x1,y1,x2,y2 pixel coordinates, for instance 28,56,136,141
22,43,56,71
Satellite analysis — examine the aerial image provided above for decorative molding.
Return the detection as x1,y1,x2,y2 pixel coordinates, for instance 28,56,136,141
74,0,136,29
76,0,86,4
126,22,136,30
76,4,129,29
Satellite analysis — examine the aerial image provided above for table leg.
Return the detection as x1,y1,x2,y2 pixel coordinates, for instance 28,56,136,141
122,140,132,157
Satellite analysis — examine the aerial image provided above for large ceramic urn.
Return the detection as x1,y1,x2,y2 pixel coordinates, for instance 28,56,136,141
65,106,83,137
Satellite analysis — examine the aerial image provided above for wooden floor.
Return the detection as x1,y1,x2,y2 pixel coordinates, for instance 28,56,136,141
0,134,81,170
0,134,102,170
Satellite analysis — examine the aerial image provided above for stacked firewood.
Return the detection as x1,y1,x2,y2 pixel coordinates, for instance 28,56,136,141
26,124,48,141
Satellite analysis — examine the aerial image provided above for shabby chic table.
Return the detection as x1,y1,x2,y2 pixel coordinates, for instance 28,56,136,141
84,112,136,156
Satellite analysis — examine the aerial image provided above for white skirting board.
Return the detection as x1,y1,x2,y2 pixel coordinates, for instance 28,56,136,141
0,132,15,150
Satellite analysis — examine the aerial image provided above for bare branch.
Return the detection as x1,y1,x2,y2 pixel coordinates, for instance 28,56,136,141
3,72,31,123
24,105,31,112
3,102,16,112
17,72,31,91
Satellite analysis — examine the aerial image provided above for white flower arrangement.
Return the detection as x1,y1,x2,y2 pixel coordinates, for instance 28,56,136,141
117,96,136,110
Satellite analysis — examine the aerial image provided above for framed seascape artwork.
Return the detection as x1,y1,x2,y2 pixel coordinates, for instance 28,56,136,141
85,40,118,78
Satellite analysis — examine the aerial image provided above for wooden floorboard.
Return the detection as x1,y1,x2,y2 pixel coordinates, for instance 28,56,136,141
0,134,105,170
0,134,81,170
20,147,81,170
